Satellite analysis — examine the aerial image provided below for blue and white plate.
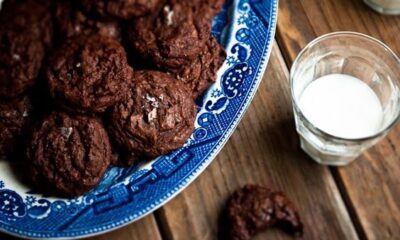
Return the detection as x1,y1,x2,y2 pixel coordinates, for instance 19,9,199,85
0,0,278,238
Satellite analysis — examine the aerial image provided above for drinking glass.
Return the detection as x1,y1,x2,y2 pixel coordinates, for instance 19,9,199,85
364,0,400,15
290,32,400,166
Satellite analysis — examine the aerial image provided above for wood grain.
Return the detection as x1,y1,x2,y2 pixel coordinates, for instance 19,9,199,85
276,0,316,64
155,43,358,240
277,0,400,239
86,215,162,240
0,214,161,240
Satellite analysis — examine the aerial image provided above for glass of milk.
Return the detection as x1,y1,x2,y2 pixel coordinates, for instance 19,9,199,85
290,32,400,166
364,0,400,15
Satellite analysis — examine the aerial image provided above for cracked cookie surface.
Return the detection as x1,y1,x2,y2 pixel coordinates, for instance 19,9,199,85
47,34,133,113
81,0,162,19
109,70,196,161
27,112,112,197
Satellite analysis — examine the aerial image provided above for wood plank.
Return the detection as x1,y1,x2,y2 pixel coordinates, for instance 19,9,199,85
88,214,162,240
277,0,400,239
276,0,316,64
0,214,162,240
278,0,400,62
155,43,358,240
300,0,400,55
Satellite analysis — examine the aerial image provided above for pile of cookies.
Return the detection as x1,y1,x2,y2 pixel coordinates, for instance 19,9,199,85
0,0,226,197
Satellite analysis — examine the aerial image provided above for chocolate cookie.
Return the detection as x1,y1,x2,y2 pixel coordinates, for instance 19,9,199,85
55,0,121,41
0,95,34,157
168,37,226,99
109,70,196,160
80,0,162,19
27,112,112,197
225,185,304,240
0,0,53,98
1,0,53,48
46,34,133,113
128,0,212,69
204,0,225,15
189,0,225,18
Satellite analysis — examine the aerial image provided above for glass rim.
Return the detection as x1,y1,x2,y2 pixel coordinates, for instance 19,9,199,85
290,31,400,142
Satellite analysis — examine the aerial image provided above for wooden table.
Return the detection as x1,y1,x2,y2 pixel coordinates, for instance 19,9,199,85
3,0,400,239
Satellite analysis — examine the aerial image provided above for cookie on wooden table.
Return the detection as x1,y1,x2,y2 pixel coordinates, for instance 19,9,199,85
225,185,304,240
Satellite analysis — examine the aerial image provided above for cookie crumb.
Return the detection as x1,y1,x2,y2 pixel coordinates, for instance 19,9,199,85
76,62,81,68
22,111,29,117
